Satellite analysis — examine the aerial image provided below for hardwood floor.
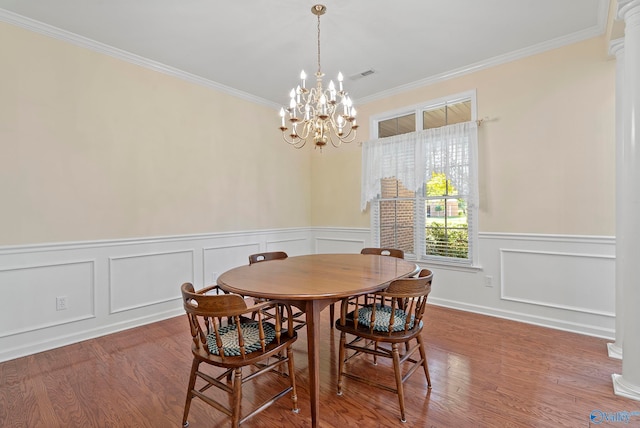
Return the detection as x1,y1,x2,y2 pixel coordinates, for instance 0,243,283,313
0,305,636,427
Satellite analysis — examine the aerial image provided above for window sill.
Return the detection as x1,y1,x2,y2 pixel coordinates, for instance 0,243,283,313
409,257,482,273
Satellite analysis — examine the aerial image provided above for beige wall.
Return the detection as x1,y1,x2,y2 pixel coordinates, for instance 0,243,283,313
0,22,312,246
312,36,616,236
1,21,616,245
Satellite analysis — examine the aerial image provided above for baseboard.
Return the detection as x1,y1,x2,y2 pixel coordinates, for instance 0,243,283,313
0,308,183,362
428,297,615,340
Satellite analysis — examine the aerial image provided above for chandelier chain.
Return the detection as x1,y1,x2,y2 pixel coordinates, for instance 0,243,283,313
317,13,321,74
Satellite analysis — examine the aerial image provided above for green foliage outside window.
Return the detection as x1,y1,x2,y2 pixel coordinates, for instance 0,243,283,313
426,173,453,196
425,173,468,259
426,222,469,258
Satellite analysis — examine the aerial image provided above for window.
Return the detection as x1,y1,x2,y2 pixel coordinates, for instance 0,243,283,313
362,91,478,266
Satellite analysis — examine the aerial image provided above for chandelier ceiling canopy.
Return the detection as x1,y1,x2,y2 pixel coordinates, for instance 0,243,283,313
279,4,357,150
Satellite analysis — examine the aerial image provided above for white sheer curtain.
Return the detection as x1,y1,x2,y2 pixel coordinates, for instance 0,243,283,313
361,121,478,211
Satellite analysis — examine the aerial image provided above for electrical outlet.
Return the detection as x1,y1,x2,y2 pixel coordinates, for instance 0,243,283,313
56,296,68,311
484,275,493,287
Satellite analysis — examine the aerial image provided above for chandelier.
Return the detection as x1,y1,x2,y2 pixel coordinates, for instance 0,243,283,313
279,4,358,150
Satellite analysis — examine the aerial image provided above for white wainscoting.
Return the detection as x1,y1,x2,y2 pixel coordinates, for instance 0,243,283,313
500,249,614,317
0,228,315,363
0,228,615,362
425,232,616,339
110,250,196,314
0,260,96,337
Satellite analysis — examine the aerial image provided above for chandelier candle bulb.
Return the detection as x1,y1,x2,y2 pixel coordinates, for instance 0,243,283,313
328,81,336,101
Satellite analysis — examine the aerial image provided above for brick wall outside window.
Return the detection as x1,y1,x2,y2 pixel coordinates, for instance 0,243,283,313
380,179,415,254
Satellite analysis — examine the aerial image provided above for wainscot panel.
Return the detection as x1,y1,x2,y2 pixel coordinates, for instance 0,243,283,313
425,233,616,339
0,260,95,338
312,227,370,254
500,248,614,316
110,250,195,314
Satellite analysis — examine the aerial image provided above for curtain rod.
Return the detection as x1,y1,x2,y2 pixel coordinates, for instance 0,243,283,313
476,116,492,126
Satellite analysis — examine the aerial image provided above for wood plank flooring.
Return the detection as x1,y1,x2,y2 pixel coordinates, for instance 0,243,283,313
1,305,637,427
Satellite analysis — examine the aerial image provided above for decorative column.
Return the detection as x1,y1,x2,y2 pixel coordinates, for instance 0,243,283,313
613,0,640,401
608,38,625,360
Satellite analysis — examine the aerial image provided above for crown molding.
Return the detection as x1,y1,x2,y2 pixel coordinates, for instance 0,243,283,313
618,0,640,18
0,8,280,110
609,37,625,56
358,12,609,105
1,3,608,111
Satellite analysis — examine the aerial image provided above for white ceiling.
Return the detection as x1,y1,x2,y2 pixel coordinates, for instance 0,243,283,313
0,0,608,108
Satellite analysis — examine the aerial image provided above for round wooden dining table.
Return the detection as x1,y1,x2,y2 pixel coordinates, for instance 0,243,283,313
217,253,419,428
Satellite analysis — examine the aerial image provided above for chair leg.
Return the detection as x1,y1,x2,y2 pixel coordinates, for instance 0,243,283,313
287,345,299,413
392,343,406,423
417,335,431,388
337,332,346,395
329,303,335,327
231,368,242,428
182,359,199,428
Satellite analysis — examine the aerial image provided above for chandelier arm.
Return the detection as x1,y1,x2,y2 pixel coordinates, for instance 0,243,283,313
327,133,341,148
282,132,308,148
329,112,357,137
299,121,313,140
340,129,358,143
331,123,358,144
283,115,314,143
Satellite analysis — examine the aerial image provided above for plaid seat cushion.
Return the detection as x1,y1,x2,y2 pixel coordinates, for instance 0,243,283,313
206,321,276,356
357,304,415,332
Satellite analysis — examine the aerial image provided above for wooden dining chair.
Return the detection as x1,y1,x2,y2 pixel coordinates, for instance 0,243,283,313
334,269,433,423
248,251,289,264
248,251,307,331
329,247,406,327
180,282,299,428
360,247,405,259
